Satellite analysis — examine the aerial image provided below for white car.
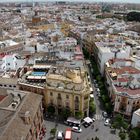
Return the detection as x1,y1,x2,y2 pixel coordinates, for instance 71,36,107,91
96,88,100,92
72,126,82,133
104,119,110,126
57,131,63,140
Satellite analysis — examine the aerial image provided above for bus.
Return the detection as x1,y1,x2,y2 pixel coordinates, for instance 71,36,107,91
65,128,72,140
65,117,81,127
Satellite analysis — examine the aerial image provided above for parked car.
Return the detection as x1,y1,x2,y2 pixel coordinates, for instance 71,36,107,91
104,119,110,126
97,92,101,97
93,79,97,84
83,122,90,128
72,126,82,133
95,84,98,88
92,117,96,122
96,88,100,92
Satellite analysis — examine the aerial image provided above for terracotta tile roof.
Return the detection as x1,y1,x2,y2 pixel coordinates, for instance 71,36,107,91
112,66,140,75
0,95,6,102
108,58,133,65
115,86,140,96
117,77,130,83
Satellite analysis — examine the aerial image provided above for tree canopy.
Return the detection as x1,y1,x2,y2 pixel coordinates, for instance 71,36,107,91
127,12,140,22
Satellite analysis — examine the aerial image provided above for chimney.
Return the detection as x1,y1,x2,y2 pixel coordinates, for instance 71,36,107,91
24,111,32,125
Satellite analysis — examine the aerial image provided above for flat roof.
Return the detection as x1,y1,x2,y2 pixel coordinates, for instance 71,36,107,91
33,65,51,69
0,91,43,140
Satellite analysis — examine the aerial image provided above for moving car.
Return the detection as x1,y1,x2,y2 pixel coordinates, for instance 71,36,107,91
72,126,82,133
65,128,72,140
57,131,63,140
104,119,110,126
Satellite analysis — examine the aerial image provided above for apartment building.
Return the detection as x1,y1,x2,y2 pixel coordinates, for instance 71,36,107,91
1,54,26,71
0,40,24,55
45,66,90,117
0,89,43,140
18,60,90,117
96,41,131,75
105,58,140,118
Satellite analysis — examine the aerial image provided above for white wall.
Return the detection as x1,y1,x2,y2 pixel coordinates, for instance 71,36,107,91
1,54,26,71
131,109,140,128
99,52,114,75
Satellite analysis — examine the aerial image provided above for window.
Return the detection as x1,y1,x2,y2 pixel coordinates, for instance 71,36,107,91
58,93,61,99
66,95,69,99
50,99,53,105
66,102,69,108
128,101,129,104
50,92,53,96
75,96,79,102
84,95,88,100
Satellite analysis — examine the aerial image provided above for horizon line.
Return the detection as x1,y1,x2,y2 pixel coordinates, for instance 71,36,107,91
0,0,140,4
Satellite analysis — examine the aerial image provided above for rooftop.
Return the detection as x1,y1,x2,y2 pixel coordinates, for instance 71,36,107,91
0,89,42,140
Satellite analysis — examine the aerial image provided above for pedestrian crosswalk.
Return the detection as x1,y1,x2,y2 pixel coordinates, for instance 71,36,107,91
94,114,104,120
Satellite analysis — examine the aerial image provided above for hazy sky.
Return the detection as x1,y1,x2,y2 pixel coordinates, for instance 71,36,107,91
1,0,140,3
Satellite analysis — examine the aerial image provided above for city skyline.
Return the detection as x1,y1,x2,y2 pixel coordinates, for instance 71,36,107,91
1,0,140,4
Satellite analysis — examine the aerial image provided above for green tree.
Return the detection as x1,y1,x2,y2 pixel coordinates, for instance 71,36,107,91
61,108,71,120
82,48,90,59
119,132,126,140
112,114,129,130
47,105,55,115
96,75,102,81
105,102,112,113
75,111,83,119
127,12,140,22
89,99,96,115
129,130,138,140
101,95,109,103
122,122,129,130
50,128,57,137
112,122,120,130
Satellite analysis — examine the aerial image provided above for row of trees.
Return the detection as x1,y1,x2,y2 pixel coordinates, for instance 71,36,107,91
82,47,113,114
92,61,113,114
89,98,96,116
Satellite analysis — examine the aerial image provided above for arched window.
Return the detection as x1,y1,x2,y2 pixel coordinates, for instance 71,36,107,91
75,96,79,102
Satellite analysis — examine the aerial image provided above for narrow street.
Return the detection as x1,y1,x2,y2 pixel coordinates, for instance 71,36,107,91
86,61,103,116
